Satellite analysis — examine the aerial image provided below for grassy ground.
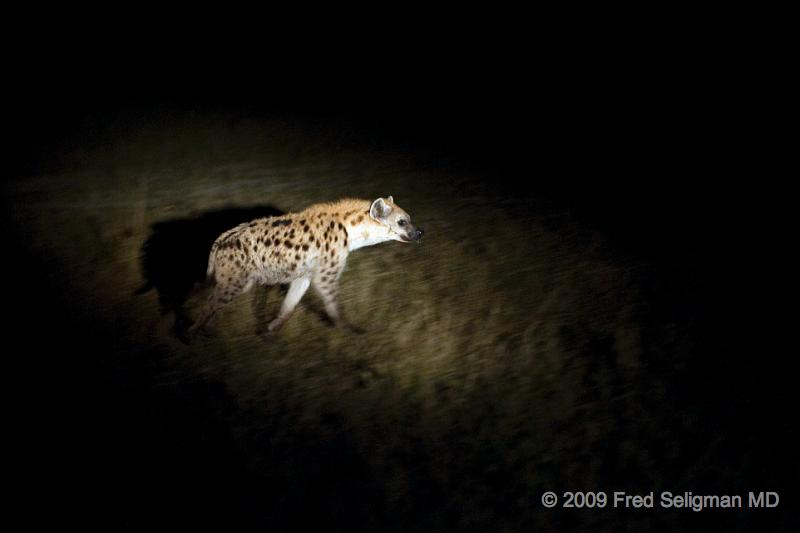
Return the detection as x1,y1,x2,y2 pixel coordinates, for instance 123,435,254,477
6,111,796,531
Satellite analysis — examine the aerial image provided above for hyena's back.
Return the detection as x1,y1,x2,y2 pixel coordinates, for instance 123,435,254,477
206,213,320,286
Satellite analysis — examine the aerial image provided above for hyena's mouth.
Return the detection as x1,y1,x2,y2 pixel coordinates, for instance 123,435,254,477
396,227,423,243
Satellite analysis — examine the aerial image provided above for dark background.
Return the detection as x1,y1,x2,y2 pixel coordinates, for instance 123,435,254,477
4,46,794,531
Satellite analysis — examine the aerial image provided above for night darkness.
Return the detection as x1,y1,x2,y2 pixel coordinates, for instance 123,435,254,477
4,51,795,531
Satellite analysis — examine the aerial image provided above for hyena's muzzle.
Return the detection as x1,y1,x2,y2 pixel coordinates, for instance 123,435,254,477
401,224,424,243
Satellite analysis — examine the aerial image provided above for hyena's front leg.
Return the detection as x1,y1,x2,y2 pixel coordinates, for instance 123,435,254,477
265,277,311,335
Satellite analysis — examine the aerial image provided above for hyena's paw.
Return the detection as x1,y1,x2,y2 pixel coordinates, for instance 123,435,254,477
335,318,367,335
261,317,286,340
180,318,217,344
347,324,367,335
175,317,195,345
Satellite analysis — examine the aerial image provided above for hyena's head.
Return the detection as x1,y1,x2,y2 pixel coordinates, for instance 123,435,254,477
370,196,424,243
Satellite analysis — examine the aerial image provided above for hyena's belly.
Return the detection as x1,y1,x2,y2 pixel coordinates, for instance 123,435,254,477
253,253,314,285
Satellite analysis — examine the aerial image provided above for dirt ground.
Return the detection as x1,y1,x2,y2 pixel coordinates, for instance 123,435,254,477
5,109,796,531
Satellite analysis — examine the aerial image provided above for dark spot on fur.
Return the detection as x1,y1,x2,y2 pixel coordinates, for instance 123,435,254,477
304,225,310,232
356,215,364,223
295,253,300,261
284,240,293,248
300,219,306,225
235,240,242,250
272,219,291,227
302,244,309,251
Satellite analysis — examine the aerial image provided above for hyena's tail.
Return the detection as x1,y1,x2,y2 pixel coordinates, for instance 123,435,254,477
206,244,218,279
134,281,154,295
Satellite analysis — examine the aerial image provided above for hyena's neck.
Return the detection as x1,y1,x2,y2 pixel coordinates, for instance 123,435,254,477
305,198,392,252
347,219,391,251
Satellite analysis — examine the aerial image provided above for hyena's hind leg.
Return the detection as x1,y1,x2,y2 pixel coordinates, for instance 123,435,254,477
173,276,214,341
183,273,254,340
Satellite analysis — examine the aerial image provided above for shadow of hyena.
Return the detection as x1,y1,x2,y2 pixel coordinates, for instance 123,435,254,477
136,205,285,335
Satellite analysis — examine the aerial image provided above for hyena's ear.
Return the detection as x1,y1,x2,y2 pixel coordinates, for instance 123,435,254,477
370,197,393,221
386,195,394,204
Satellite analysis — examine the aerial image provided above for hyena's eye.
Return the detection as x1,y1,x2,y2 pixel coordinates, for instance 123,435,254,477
398,219,407,227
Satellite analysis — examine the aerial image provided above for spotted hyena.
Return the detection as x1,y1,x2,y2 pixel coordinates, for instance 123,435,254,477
187,196,424,337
